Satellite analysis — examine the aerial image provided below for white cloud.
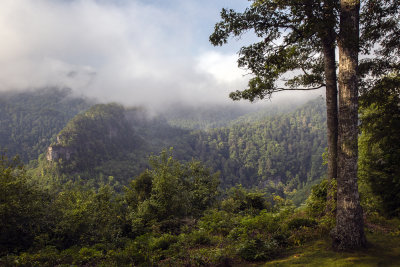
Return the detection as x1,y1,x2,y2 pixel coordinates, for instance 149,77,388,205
0,0,319,109
196,51,248,84
0,0,252,108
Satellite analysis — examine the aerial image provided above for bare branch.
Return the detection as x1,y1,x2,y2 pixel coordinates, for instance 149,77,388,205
274,84,325,92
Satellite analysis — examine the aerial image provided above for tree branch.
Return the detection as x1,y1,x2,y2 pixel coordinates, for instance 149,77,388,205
274,85,325,92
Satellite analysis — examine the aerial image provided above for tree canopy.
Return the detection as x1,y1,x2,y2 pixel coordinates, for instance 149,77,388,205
210,0,335,101
208,0,400,250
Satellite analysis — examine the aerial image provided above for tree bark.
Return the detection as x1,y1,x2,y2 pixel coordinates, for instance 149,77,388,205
323,40,338,186
321,0,338,214
333,0,366,250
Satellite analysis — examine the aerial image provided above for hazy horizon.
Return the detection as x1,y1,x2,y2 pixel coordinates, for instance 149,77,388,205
0,0,324,109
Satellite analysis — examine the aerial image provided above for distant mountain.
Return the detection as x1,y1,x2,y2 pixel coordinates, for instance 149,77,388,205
0,88,92,162
162,98,313,130
34,96,327,192
0,87,327,192
36,102,194,188
191,97,327,189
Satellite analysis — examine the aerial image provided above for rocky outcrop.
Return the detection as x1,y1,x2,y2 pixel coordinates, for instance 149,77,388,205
46,145,76,161
45,103,140,173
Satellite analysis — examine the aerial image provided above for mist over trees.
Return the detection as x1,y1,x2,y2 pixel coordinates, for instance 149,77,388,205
0,0,400,265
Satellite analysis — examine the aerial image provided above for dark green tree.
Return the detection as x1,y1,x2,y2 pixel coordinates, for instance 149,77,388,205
51,185,126,249
359,75,400,217
126,149,220,232
359,0,399,85
209,0,400,249
210,0,339,189
0,153,50,254
0,88,90,162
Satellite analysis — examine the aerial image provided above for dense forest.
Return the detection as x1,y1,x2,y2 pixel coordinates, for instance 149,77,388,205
1,0,400,265
1,84,400,265
0,88,91,162
8,89,326,197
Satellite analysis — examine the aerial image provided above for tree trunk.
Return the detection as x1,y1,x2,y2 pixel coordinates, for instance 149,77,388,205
321,0,338,215
333,0,366,250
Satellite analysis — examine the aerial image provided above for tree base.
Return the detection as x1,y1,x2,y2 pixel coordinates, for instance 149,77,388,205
331,225,367,251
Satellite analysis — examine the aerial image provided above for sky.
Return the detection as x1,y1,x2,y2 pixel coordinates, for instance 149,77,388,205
0,0,321,108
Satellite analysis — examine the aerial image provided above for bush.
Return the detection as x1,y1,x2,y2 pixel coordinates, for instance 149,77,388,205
228,211,288,261
198,209,238,236
306,178,336,219
150,234,178,251
77,247,103,265
187,230,213,246
287,218,317,230
190,247,232,266
221,185,270,214
18,246,60,266
237,238,279,261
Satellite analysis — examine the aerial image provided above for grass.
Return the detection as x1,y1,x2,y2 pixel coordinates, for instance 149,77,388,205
259,231,400,267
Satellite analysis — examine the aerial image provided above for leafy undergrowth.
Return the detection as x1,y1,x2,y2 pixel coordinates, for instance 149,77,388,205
260,231,400,267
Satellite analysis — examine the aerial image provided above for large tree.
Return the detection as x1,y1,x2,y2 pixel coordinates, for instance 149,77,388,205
331,0,399,249
332,0,366,250
210,0,339,198
210,0,373,250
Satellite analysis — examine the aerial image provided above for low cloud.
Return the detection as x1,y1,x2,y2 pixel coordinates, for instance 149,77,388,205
0,0,254,108
0,0,323,110
196,51,249,84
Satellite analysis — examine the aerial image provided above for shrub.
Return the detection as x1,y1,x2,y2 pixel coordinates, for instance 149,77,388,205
287,218,317,230
77,247,103,265
187,230,213,246
237,237,279,261
150,234,178,251
306,178,336,219
221,185,270,214
198,209,238,236
18,246,60,266
186,247,232,267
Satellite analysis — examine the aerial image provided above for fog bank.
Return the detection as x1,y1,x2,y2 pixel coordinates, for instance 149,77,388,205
0,0,322,109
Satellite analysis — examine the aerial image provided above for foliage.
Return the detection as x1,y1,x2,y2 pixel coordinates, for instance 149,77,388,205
359,75,400,217
126,149,220,233
306,179,336,219
359,0,400,93
230,211,285,261
221,185,271,215
33,101,198,190
5,149,398,265
0,153,51,255
192,98,327,189
210,0,334,101
0,88,91,162
4,85,400,263
10,93,326,198
51,185,127,249
198,209,239,236
52,103,137,172
2,150,331,265
287,218,318,231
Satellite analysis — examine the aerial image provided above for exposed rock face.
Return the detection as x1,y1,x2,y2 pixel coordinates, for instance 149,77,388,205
45,103,140,173
46,145,76,161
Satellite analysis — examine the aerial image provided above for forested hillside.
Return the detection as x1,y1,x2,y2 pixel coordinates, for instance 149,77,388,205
27,93,326,193
0,88,91,162
1,0,400,264
162,98,308,130
36,102,194,189
1,89,399,266
192,97,326,189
